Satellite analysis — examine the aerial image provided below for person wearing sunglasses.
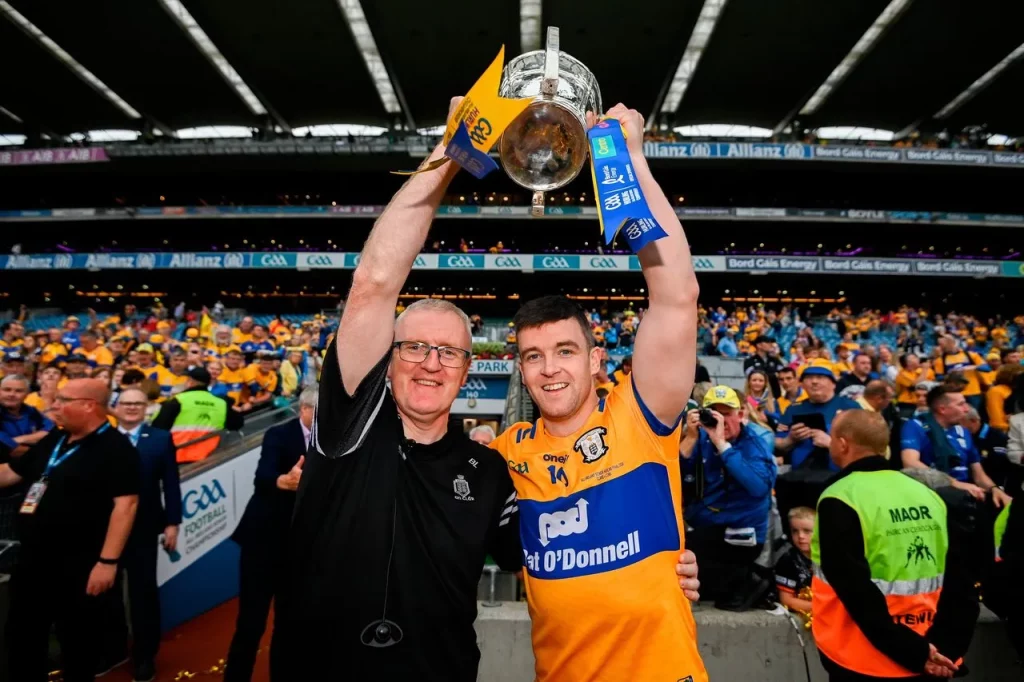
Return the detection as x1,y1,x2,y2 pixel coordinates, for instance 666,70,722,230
0,378,140,681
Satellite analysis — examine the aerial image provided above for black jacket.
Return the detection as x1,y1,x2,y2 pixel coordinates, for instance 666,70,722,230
233,418,305,548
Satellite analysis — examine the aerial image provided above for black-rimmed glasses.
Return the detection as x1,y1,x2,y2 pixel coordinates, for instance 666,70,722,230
392,341,471,368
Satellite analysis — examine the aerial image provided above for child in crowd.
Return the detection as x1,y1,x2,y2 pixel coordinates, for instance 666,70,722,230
775,506,815,615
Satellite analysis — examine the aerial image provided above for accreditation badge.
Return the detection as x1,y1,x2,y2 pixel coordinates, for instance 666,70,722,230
19,480,47,515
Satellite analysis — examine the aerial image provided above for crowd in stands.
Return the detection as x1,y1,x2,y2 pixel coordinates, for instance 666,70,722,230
0,303,329,457
628,302,1024,618
645,124,1023,152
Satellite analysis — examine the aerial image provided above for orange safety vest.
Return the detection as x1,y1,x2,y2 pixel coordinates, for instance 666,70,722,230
812,469,947,678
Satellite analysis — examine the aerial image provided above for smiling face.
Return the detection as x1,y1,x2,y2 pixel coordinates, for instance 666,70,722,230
389,308,471,426
518,318,601,423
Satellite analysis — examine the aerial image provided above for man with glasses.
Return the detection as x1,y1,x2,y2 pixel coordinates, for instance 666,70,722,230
0,378,140,681
273,97,702,681
98,388,181,682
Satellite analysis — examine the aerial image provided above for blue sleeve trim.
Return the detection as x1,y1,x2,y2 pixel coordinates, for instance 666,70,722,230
631,378,683,436
0,433,17,450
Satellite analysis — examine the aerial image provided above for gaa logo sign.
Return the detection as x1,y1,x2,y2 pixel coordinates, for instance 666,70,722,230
541,256,573,269
182,480,228,519
692,258,716,270
305,254,335,267
260,254,290,267
444,255,482,268
494,256,522,268
588,257,619,269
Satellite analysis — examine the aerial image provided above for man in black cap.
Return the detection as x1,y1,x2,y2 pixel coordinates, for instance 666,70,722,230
151,367,243,463
744,335,786,397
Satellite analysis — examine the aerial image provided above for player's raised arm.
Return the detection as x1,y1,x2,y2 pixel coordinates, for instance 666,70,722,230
336,99,461,395
608,104,699,428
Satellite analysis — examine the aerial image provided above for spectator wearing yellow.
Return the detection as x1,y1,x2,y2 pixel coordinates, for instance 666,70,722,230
219,347,249,409
25,364,62,417
71,329,113,369
895,353,935,419
934,335,987,411
206,325,235,360
979,350,1001,390
987,364,1024,433
0,322,24,357
834,344,854,375
133,343,160,374
279,348,306,397
233,316,255,345
244,351,278,409
147,348,189,401
776,366,806,415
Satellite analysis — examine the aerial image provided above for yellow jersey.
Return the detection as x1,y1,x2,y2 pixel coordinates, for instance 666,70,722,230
244,364,278,396
218,367,248,403
144,365,188,401
491,377,707,682
40,341,68,366
71,345,114,368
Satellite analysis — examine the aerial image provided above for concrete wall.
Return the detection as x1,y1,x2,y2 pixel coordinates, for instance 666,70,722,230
475,602,1019,682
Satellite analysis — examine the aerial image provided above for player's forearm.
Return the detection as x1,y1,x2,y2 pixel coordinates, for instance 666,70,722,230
630,152,698,307
354,145,458,296
100,495,138,559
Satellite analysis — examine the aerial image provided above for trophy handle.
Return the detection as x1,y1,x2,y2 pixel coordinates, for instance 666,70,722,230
541,26,559,98
532,191,545,217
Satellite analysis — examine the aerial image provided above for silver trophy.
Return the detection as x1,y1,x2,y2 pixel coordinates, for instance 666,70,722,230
499,27,602,216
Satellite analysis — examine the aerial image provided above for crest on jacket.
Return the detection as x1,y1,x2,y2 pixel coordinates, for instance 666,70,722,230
574,426,609,464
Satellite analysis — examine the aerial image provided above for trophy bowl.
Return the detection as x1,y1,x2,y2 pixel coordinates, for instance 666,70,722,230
498,27,602,211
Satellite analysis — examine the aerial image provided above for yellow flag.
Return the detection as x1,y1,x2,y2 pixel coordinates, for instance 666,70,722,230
393,46,533,176
444,46,533,153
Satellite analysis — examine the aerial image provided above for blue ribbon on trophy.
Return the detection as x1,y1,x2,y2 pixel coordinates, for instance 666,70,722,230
588,119,668,253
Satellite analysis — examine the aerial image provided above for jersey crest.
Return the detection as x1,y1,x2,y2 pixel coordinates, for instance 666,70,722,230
574,426,609,464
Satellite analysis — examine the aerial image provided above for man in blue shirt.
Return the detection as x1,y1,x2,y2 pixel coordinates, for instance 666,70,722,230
0,374,53,457
680,385,776,610
901,384,1011,508
775,360,860,471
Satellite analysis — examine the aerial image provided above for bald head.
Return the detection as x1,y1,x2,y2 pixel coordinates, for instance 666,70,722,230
54,378,111,435
829,410,889,469
66,378,110,406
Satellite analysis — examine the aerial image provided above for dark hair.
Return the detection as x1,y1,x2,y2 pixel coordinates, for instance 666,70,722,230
513,295,593,350
777,366,796,376
926,384,961,411
120,368,146,387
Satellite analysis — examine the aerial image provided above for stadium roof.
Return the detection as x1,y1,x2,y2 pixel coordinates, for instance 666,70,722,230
1,0,1022,140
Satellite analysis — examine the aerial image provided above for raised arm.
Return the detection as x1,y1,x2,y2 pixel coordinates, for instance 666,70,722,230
606,104,699,427
337,99,461,395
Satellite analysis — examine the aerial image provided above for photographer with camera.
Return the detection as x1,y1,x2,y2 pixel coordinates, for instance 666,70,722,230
680,386,777,610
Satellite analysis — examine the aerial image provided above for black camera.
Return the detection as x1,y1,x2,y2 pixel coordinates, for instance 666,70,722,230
698,408,719,428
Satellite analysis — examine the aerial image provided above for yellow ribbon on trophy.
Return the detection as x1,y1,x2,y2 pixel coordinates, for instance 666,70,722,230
393,46,533,178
